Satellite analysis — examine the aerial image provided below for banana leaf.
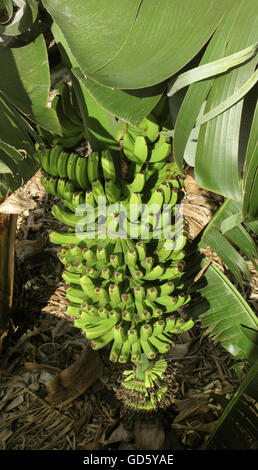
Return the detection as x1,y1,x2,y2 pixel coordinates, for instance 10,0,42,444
0,95,40,203
187,258,258,363
0,34,61,134
172,0,258,206
203,360,258,449
199,199,258,285
0,0,38,36
42,0,227,89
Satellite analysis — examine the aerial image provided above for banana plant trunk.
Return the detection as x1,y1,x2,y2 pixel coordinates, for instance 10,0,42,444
0,213,17,331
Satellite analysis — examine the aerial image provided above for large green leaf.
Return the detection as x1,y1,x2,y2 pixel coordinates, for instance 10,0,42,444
0,0,38,36
199,199,258,284
0,95,39,203
42,0,227,89
173,0,258,202
72,68,165,128
242,100,258,221
0,34,61,134
188,259,258,362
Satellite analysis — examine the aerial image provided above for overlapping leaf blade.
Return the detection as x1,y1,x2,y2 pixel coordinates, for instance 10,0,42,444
242,100,258,221
0,0,38,36
0,34,61,134
173,0,258,203
188,259,258,362
42,0,226,89
72,68,165,128
199,198,258,284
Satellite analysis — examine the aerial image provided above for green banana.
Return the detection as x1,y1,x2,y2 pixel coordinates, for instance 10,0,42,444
63,180,75,202
92,178,106,203
128,328,139,344
66,152,79,185
66,287,88,304
112,271,123,284
159,281,175,296
123,132,141,164
91,328,114,350
134,135,148,163
160,181,171,205
126,248,138,266
52,204,86,228
148,334,171,354
109,338,123,363
98,306,109,319
79,274,96,298
109,283,121,305
46,175,58,196
75,155,89,190
85,319,117,340
127,192,142,222
66,304,81,318
121,309,134,321
105,179,121,203
101,149,117,181
149,138,171,163
125,171,145,196
128,265,144,282
87,151,100,183
159,263,184,281
140,323,153,340
49,230,90,246
85,188,96,208
140,256,154,273
48,145,64,176
58,82,82,127
96,246,108,264
143,264,165,281
94,286,109,306
139,114,160,143
118,340,131,363
109,309,121,322
56,175,67,200
146,286,158,300
133,285,145,302
53,93,81,137
109,253,123,268
131,340,142,363
62,270,81,286
140,338,156,359
39,149,51,174
152,319,165,336
135,241,146,261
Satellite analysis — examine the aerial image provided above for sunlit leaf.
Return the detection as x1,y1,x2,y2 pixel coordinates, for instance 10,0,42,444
242,101,258,221
167,42,258,97
72,68,165,128
42,0,226,89
0,0,38,35
0,34,61,134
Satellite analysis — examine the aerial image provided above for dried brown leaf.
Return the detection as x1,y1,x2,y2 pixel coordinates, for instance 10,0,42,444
45,345,103,406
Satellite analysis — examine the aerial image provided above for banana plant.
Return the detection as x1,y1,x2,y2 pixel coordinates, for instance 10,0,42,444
38,86,194,409
0,0,257,414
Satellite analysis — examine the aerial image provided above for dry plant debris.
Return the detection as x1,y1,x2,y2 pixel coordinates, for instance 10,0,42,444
0,170,250,450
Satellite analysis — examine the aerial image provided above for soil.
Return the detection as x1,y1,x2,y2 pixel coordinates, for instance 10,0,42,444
0,170,256,451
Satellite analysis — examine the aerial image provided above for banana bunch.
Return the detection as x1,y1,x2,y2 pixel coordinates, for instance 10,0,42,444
39,97,194,411
38,82,84,148
123,113,171,166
